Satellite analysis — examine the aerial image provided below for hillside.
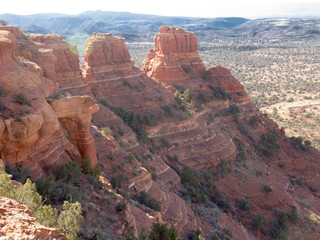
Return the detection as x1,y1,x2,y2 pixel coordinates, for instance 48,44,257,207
0,25,320,240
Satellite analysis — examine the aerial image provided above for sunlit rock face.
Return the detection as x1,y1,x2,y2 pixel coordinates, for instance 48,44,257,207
142,26,206,84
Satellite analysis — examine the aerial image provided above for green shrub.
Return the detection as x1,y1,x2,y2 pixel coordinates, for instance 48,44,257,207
115,200,127,212
108,150,114,161
236,198,252,211
182,65,192,74
151,173,158,181
181,167,198,188
15,179,42,211
136,191,161,211
234,138,247,162
227,104,240,115
263,185,273,194
0,165,17,199
258,130,279,157
57,201,83,240
211,188,233,213
46,178,82,204
249,115,259,127
149,222,178,240
101,127,113,136
0,85,6,96
80,156,100,179
188,229,205,240
208,85,231,100
250,214,265,232
16,92,31,106
110,174,127,189
5,163,31,183
197,93,210,103
34,205,57,228
126,152,135,163
288,205,298,224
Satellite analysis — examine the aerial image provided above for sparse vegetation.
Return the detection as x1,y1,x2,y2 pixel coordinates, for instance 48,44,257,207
16,92,31,106
135,190,161,211
148,222,179,240
0,165,83,239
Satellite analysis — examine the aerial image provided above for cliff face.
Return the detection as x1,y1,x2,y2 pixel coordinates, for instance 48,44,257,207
0,28,98,178
82,32,176,115
13,29,90,95
142,26,206,85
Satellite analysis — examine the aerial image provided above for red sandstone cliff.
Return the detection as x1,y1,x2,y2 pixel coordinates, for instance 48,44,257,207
82,32,176,115
0,29,98,178
10,27,90,95
142,26,206,85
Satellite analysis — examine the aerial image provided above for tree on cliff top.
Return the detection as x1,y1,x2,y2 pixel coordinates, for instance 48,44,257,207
0,20,8,26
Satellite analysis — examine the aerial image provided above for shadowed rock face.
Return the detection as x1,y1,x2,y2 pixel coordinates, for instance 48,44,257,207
0,196,68,239
142,26,206,84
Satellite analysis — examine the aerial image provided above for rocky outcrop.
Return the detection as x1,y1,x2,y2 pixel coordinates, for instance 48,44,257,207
206,65,252,103
207,65,245,93
29,34,89,93
0,196,67,240
5,28,90,95
82,32,176,115
0,29,97,178
49,96,100,166
0,30,17,74
142,26,206,84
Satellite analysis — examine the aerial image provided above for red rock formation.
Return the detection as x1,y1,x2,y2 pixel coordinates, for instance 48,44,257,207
0,196,67,239
49,96,99,166
0,30,97,177
29,34,89,93
0,26,24,39
0,30,17,74
2,28,89,95
207,65,245,92
82,32,176,115
142,26,206,84
84,33,131,68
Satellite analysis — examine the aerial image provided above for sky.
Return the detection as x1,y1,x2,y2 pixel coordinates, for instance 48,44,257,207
2,0,320,18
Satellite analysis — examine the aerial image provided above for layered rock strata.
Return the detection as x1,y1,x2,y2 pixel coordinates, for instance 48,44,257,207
49,96,99,166
0,29,97,177
2,27,90,95
82,32,176,114
142,26,206,84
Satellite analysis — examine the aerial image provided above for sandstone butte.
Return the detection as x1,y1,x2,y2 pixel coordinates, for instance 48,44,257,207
142,26,206,85
0,25,320,240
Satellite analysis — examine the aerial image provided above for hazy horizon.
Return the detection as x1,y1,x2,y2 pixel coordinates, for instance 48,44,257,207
2,0,320,19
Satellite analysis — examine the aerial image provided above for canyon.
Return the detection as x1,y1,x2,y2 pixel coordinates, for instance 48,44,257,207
0,25,319,240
